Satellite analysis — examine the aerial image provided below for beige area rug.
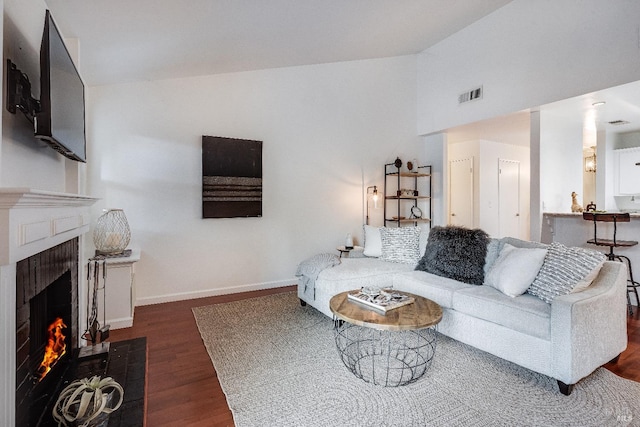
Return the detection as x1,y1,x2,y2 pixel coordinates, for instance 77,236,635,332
193,292,640,427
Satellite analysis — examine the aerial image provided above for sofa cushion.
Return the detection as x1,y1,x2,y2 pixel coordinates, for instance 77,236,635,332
500,236,548,250
380,226,421,264
485,243,548,297
527,242,606,303
452,286,552,340
393,270,473,309
415,226,489,285
315,258,413,298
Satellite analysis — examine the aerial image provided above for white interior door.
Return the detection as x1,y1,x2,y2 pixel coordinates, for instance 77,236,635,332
498,159,520,238
449,158,473,227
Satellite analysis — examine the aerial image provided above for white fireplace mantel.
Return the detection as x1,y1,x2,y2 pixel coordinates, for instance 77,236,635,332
0,188,98,266
0,187,98,427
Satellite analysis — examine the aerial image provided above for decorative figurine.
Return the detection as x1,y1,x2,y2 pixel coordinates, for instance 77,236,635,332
571,192,584,213
586,201,596,212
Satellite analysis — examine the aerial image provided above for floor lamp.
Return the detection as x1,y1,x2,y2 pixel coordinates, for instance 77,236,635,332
366,185,379,225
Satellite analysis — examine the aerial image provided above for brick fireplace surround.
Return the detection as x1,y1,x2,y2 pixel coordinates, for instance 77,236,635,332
0,188,97,427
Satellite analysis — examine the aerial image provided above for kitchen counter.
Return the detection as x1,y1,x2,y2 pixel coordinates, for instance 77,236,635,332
544,211,640,218
541,212,639,309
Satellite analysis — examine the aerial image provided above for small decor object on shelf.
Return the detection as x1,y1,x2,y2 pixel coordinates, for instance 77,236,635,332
93,209,131,255
571,192,584,213
347,287,415,313
411,206,423,219
52,375,124,427
345,233,354,249
586,201,597,212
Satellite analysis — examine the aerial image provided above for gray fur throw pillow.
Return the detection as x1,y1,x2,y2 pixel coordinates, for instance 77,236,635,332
415,226,490,285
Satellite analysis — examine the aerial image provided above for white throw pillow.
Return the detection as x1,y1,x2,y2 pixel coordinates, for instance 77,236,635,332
485,243,548,297
363,225,382,257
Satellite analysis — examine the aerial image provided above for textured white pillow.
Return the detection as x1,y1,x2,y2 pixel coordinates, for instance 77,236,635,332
380,227,421,264
363,225,382,257
528,242,606,303
485,243,547,297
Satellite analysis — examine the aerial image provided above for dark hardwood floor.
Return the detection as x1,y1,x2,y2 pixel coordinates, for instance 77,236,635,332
108,286,640,426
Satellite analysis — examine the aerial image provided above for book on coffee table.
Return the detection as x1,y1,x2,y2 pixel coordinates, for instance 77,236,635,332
347,289,415,313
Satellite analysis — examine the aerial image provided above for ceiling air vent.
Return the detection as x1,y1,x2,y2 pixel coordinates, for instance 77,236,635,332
458,86,483,104
608,120,630,126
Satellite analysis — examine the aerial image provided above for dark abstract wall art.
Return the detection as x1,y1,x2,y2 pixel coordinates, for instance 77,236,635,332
202,136,263,218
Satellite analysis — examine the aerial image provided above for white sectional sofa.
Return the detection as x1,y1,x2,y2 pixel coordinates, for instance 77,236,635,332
297,229,628,395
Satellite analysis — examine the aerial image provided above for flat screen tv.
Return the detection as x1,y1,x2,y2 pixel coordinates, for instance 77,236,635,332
35,10,86,163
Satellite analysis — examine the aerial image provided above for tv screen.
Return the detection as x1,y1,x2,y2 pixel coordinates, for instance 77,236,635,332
35,10,86,163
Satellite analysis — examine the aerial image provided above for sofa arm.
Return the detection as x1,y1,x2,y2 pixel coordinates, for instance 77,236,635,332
550,261,628,385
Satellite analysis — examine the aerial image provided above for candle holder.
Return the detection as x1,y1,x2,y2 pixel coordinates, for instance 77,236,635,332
93,209,131,255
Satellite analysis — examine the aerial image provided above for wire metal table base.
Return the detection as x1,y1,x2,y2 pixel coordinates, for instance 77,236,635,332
333,318,437,387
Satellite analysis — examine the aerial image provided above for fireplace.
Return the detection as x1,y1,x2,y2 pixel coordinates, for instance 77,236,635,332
15,239,79,427
0,188,97,426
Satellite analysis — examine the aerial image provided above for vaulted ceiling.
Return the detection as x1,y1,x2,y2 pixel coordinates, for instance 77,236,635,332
44,0,510,86
43,1,640,140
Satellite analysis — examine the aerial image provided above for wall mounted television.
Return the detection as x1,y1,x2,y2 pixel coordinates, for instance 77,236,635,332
35,10,86,162
5,10,86,163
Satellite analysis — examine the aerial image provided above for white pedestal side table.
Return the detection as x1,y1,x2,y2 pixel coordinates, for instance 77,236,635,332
104,248,141,329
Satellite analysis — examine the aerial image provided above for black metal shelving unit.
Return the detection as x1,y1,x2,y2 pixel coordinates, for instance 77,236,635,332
383,159,432,228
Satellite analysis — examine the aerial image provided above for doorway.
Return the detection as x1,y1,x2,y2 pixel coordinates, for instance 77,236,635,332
449,158,473,227
498,159,520,238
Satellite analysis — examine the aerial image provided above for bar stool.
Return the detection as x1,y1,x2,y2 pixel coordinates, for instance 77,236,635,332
583,212,640,315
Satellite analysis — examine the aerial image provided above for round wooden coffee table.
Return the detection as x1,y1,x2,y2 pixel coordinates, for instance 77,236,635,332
330,290,443,387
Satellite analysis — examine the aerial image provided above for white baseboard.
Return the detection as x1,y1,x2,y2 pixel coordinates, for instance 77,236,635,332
106,317,134,330
135,278,298,306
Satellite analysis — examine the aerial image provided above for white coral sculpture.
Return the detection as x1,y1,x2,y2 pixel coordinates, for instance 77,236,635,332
52,375,124,427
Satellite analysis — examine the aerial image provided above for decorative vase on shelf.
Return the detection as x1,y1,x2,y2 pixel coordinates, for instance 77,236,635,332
93,209,131,255
345,233,354,249
406,160,414,172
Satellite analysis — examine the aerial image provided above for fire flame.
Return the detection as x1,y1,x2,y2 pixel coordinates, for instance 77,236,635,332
37,317,67,381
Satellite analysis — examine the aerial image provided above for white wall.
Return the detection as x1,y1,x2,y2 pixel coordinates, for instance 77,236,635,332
539,110,584,213
422,133,447,227
2,0,62,190
417,0,640,136
87,56,421,304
